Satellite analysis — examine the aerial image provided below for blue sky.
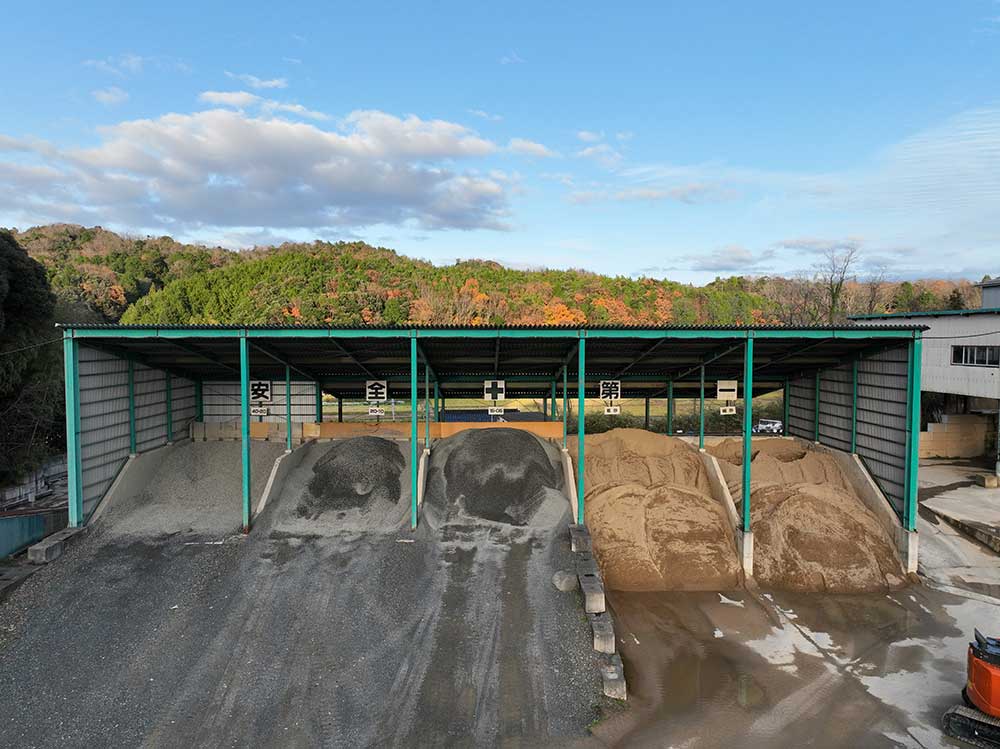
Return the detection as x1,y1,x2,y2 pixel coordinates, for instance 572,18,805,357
1,1,999,283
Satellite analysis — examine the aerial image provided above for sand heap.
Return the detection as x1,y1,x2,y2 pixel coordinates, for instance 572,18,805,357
423,428,568,528
707,437,906,592
569,429,740,592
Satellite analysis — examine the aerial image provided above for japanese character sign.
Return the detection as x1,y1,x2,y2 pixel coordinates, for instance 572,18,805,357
484,380,505,401
365,380,388,402
250,380,272,402
599,380,621,401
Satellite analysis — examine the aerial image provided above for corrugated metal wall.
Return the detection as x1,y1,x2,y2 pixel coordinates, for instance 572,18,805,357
171,378,197,438
787,345,910,519
201,380,316,423
78,346,130,518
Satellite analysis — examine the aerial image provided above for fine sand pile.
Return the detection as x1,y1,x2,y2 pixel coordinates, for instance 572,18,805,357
707,437,906,592
569,429,740,592
292,437,411,530
423,428,569,529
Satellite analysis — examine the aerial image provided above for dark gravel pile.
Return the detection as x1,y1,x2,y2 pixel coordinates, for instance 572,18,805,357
301,437,405,517
426,428,565,527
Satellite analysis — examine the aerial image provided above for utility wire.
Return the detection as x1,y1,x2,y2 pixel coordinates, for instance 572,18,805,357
0,336,62,357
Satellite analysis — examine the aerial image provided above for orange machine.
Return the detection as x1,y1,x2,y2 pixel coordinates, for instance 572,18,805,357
943,630,1000,746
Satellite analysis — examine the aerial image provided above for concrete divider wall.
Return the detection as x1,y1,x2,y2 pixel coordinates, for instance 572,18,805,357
699,452,753,576
255,440,313,516
560,448,579,521
301,421,563,441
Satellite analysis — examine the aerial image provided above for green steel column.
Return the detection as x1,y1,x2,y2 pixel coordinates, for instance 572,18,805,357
337,397,343,423
315,383,323,423
699,364,705,450
410,337,419,530
644,397,650,430
576,338,586,524
239,336,251,532
562,365,568,449
551,381,557,420
667,380,674,434
128,359,137,455
850,358,859,454
285,365,292,451
904,336,923,532
813,371,821,442
434,382,440,420
542,395,548,421
424,366,430,449
741,336,754,533
783,376,790,436
165,372,173,443
194,379,204,423
63,334,83,528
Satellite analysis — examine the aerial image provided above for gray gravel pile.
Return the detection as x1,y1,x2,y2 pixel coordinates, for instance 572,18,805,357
424,428,566,529
101,441,284,538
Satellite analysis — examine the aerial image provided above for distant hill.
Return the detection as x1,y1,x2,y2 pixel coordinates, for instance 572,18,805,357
7,224,982,326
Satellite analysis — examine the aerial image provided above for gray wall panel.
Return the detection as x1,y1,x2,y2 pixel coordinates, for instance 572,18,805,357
77,346,130,518
202,380,318,423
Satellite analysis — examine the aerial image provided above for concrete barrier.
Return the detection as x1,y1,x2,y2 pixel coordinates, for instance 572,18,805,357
301,420,563,441
801,439,918,574
700,452,753,577
255,440,313,517
416,448,430,507
560,448,578,520
88,440,188,524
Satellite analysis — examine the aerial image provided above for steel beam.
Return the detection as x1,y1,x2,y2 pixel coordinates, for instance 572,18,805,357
410,336,418,530
577,338,586,524
550,381,557,420
195,379,204,423
814,371,821,442
783,376,790,436
315,383,323,423
240,336,251,532
128,359,137,455
328,337,377,378
699,364,705,450
667,380,674,434
165,372,173,443
250,341,319,383
63,334,83,527
562,365,568,448
850,358,859,453
904,336,923,532
285,365,293,451
164,339,239,374
742,336,754,533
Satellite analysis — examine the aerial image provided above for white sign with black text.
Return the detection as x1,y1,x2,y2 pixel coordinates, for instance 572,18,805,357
599,380,622,401
484,380,506,401
250,380,272,402
716,380,738,401
487,406,505,416
250,406,269,417
604,406,621,415
720,405,737,416
365,380,388,402
368,406,386,417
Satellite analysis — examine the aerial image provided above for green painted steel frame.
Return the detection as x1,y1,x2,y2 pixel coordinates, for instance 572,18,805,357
577,338,586,524
239,337,251,532
850,359,859,453
63,334,83,527
783,376,790,436
562,365,568,448
128,359,137,455
813,371,820,442
410,337,418,530
903,336,923,532
285,365,293,451
741,336,754,533
699,365,705,450
315,383,323,423
667,380,674,434
195,380,204,423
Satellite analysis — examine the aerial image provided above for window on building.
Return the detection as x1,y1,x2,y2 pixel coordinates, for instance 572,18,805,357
951,345,1000,367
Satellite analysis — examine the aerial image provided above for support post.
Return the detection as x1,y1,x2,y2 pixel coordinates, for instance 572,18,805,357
542,395,548,421
667,379,674,434
410,336,419,530
165,372,173,443
699,364,705,450
63,334,83,528
850,359,859,454
128,359,137,455
285,365,292,451
783,376,790,436
550,381,557,420
434,382,440,421
644,397,650,430
904,336,922,532
315,383,323,423
194,379,203,423
337,397,343,423
813,370,821,443
562,365,568,449
577,338,586,524
424,365,430,449
239,336,251,532
742,336,754,533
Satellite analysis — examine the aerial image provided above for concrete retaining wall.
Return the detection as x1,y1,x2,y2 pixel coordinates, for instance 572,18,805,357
255,440,313,516
301,421,563,441
920,413,990,459
699,451,753,576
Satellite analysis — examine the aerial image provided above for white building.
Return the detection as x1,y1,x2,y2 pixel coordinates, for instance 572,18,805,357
851,302,999,465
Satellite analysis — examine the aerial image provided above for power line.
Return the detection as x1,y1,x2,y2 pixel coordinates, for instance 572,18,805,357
0,336,62,357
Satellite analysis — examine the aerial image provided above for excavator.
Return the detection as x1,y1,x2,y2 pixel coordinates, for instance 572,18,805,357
943,630,1000,747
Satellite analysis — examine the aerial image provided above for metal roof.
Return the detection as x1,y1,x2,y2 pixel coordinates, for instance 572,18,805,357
61,323,924,399
850,308,1000,319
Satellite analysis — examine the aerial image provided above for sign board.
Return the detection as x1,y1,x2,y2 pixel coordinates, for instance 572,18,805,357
484,380,506,401
720,405,737,416
250,380,272,402
487,406,505,416
599,380,622,401
365,380,388,402
604,406,621,416
368,406,386,417
716,380,738,401
250,406,269,417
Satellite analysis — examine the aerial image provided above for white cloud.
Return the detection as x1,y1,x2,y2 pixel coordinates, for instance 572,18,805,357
84,54,144,77
0,109,510,233
225,71,288,89
92,87,129,105
577,130,603,143
499,50,525,65
199,90,261,107
576,143,622,168
468,109,502,121
507,138,557,158
616,131,634,142
689,246,776,272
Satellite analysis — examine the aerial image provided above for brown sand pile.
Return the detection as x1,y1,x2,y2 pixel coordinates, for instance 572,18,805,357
708,437,906,591
569,428,712,496
750,483,906,592
569,429,739,591
585,482,741,591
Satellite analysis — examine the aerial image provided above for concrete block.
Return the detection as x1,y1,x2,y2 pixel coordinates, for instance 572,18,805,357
579,570,605,613
27,526,85,564
575,551,599,577
739,530,754,577
977,474,1000,489
589,611,616,654
601,654,627,700
569,524,592,552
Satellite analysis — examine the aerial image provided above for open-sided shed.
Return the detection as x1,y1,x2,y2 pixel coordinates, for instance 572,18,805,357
59,323,925,546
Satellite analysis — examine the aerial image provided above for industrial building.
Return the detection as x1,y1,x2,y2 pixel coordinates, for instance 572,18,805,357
56,323,926,570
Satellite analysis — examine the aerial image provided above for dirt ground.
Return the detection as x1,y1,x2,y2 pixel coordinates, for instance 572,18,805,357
709,438,906,593
0,436,603,747
570,429,740,592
